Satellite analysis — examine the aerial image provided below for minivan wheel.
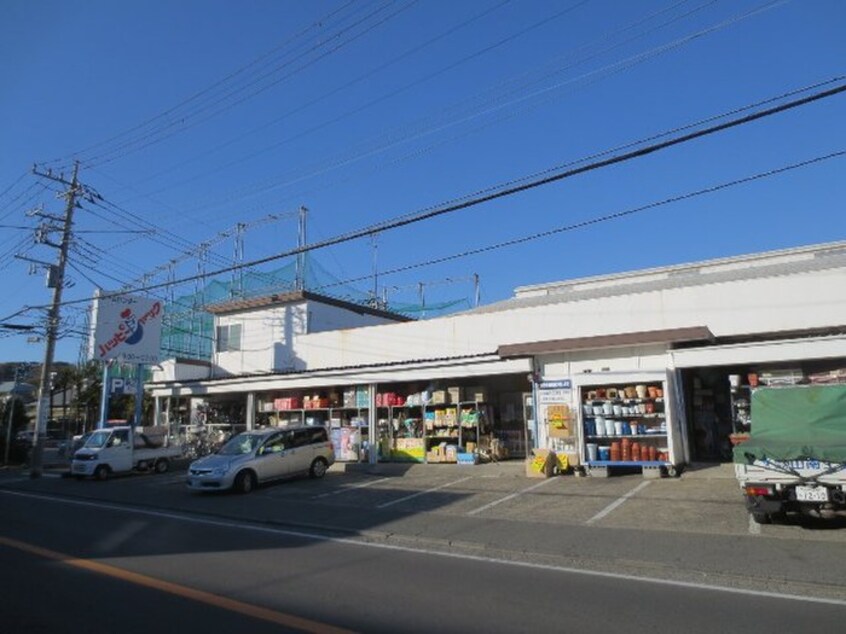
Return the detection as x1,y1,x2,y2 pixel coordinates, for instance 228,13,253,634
309,458,328,479
234,470,256,494
94,465,110,481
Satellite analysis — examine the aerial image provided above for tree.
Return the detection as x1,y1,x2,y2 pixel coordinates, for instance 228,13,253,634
70,361,103,432
1,397,30,464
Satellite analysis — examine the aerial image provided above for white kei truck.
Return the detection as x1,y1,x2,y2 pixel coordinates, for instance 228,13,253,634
71,426,181,480
734,384,846,524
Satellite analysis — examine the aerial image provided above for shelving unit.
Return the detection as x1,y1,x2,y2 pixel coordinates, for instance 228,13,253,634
382,404,425,463
256,388,491,465
258,396,371,462
728,379,753,447
424,403,459,463
730,386,752,434
420,401,488,463
580,382,678,477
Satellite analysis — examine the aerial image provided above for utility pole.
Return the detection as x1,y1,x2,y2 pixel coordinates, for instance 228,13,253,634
295,206,307,291
29,161,81,478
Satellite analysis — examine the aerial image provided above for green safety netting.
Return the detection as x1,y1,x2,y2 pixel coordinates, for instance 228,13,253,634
733,385,846,464
160,253,468,360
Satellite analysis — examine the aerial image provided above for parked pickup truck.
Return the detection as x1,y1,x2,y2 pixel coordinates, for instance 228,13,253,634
734,384,846,523
72,426,181,480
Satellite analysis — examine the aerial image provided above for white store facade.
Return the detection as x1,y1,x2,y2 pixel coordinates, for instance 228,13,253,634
148,240,846,472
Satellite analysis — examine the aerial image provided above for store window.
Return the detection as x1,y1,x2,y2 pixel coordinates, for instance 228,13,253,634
216,324,242,352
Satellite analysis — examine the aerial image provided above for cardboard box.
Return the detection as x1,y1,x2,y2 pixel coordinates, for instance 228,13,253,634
274,396,302,410
431,390,448,405
447,387,461,404
462,386,488,403
526,449,557,478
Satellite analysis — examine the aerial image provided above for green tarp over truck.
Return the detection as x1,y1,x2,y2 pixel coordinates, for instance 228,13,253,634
733,385,846,464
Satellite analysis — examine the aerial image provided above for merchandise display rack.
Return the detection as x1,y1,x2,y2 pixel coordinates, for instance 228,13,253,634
422,401,487,463
258,387,492,464
382,403,426,463
580,382,679,477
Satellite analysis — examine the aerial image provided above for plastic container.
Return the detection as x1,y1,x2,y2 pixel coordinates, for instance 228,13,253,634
598,446,611,461
610,442,622,461
586,443,599,461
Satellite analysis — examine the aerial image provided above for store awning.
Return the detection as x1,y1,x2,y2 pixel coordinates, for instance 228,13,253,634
148,355,532,398
670,334,846,369
497,326,714,358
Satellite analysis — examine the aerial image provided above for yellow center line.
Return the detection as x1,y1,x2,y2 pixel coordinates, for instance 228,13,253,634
0,535,354,634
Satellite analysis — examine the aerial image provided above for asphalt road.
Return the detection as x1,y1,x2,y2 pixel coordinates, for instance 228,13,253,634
1,462,845,633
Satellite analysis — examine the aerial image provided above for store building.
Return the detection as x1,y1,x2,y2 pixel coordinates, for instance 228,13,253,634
148,241,846,471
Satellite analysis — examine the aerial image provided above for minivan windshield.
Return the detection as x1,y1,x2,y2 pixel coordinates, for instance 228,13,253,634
217,433,264,456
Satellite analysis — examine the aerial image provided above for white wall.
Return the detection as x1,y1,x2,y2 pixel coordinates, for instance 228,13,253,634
307,301,399,333
213,299,405,375
152,358,210,383
293,265,846,370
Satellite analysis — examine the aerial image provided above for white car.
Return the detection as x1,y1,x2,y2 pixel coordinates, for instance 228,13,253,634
187,426,335,493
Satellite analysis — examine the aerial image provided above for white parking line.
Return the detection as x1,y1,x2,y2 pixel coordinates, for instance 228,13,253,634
466,477,556,516
376,476,473,509
4,489,845,608
312,477,392,500
586,480,652,525
748,514,761,535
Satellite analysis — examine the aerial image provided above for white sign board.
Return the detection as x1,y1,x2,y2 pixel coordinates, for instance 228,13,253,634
110,377,137,395
90,293,163,364
537,380,572,404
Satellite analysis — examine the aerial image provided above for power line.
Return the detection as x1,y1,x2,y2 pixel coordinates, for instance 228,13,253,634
38,0,363,167
164,0,777,215
313,150,846,292
131,0,515,190
11,80,845,317
80,1,416,168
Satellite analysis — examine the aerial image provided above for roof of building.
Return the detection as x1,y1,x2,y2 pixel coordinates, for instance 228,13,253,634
204,289,412,322
0,381,37,400
464,241,846,316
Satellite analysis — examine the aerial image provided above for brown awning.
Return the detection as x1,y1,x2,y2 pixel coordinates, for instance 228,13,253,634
497,326,714,358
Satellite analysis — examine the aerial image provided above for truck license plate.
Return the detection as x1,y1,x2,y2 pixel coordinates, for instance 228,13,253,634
796,485,829,502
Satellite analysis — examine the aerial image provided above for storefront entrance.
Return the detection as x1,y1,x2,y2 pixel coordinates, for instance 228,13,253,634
253,373,531,464
682,359,846,462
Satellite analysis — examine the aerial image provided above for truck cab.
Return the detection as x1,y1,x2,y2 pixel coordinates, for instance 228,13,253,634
72,426,180,480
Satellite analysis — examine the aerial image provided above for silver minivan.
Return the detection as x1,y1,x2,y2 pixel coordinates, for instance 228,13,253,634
186,426,335,493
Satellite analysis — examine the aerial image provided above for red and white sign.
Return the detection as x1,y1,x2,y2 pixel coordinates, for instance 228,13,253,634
90,293,164,364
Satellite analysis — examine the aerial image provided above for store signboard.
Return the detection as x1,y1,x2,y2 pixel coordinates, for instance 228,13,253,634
90,293,163,364
537,379,572,404
110,377,137,395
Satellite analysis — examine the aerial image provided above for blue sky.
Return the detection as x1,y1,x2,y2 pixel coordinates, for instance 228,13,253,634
1,0,845,364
